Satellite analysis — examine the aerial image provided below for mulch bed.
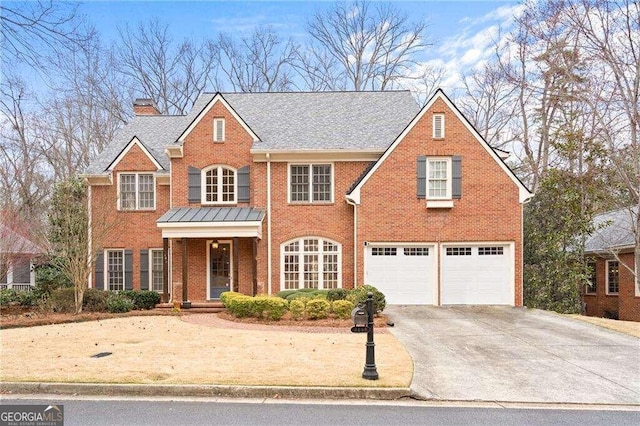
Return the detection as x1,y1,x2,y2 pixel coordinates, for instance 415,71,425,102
1,306,390,330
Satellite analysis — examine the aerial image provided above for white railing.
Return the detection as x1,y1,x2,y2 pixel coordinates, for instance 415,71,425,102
0,283,34,291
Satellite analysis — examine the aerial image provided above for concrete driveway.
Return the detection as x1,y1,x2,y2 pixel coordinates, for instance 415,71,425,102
385,305,640,405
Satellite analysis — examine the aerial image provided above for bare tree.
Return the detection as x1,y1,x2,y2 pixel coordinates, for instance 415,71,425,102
459,61,518,149
216,26,298,92
0,0,88,70
564,0,640,289
117,18,216,114
38,29,130,181
305,0,431,91
0,76,50,222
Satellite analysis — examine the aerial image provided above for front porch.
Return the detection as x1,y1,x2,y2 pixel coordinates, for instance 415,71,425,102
157,207,265,308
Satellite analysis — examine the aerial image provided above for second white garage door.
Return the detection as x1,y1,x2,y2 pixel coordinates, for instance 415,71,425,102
364,245,436,305
441,245,512,305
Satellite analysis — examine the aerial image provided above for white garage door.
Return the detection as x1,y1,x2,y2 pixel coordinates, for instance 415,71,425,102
441,245,512,305
365,245,436,305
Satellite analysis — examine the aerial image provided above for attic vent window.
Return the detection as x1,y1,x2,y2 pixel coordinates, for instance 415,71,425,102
433,114,444,139
214,118,225,142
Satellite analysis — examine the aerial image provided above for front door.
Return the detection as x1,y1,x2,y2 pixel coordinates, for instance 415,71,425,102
210,242,231,299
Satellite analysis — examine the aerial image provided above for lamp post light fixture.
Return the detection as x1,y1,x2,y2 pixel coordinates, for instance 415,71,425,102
351,292,378,380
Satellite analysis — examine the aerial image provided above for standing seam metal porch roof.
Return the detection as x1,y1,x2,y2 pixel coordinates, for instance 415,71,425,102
157,207,265,224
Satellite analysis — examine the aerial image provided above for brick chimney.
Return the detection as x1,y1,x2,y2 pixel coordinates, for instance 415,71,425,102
133,98,161,115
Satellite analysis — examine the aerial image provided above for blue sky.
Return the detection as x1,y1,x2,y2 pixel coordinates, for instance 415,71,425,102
79,0,521,92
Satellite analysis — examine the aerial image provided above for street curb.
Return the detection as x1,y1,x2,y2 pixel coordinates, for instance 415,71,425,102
0,382,413,401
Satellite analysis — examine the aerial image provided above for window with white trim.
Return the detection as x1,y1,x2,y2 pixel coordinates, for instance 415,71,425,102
106,250,124,291
289,164,333,203
119,173,155,210
371,247,397,256
202,165,236,204
585,260,597,295
282,237,341,290
446,247,472,256
214,118,225,142
433,114,445,138
150,249,164,292
606,260,619,294
427,158,451,199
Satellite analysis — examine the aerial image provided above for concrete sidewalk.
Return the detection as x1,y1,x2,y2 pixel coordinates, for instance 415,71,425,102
385,306,640,405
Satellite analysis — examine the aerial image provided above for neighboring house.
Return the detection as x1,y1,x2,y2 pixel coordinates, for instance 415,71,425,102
584,207,639,321
0,224,41,291
82,89,532,307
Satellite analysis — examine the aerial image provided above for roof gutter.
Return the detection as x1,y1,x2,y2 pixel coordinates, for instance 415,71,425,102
345,194,359,288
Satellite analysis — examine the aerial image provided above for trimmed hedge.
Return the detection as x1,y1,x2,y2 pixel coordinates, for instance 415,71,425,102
83,288,109,312
252,296,288,320
327,288,348,301
306,299,330,319
347,285,386,313
106,293,134,313
331,299,354,319
289,299,305,320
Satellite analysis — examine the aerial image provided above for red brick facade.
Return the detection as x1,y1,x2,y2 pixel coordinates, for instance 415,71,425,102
89,91,528,306
584,252,639,321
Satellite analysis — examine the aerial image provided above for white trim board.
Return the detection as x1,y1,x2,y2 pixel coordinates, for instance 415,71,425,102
107,136,163,171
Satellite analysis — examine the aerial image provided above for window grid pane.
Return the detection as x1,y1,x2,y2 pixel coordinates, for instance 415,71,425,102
404,247,429,256
608,261,619,293
586,260,597,294
151,250,164,292
446,247,472,256
323,253,338,289
428,160,448,198
312,165,331,201
107,250,124,291
222,168,235,202
372,247,397,256
478,246,504,256
138,174,154,208
290,165,309,202
120,174,136,210
284,254,299,290
206,169,218,202
303,254,319,289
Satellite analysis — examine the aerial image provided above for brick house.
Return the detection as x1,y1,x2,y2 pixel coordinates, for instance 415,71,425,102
584,207,639,321
82,89,532,307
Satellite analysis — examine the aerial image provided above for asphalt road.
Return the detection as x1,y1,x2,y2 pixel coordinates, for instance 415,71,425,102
1,397,638,426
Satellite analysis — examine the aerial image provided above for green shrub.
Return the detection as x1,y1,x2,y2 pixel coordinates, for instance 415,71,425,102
226,294,254,318
306,299,330,320
298,288,318,293
82,288,108,312
253,296,288,320
220,291,239,306
327,288,348,301
16,290,37,307
106,293,134,313
35,262,73,296
285,293,312,302
0,289,19,305
132,291,161,310
289,299,305,320
49,287,76,313
332,300,354,319
275,290,298,299
347,285,386,313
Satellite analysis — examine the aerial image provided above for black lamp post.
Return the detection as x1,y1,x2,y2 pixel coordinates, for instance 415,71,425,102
362,292,379,380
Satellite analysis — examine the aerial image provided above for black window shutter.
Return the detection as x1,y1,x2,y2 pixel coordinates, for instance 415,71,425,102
238,165,250,203
124,249,133,290
452,156,462,199
417,156,426,199
95,252,104,290
188,166,201,203
140,249,149,290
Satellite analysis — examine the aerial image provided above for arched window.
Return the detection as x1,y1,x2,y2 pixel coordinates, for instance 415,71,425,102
281,237,341,290
202,165,236,204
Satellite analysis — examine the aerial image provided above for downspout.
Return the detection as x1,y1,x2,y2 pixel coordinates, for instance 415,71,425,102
520,195,533,307
87,183,92,289
346,195,358,288
267,153,272,295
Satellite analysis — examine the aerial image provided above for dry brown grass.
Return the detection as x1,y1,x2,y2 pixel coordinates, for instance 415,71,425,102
0,315,412,387
567,314,640,338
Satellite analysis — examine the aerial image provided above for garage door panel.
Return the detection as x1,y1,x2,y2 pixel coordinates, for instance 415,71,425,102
441,245,512,305
365,245,435,305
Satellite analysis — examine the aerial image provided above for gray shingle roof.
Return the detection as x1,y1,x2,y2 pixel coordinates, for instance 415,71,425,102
85,91,419,174
0,224,43,254
84,114,189,174
157,207,265,223
584,207,637,253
